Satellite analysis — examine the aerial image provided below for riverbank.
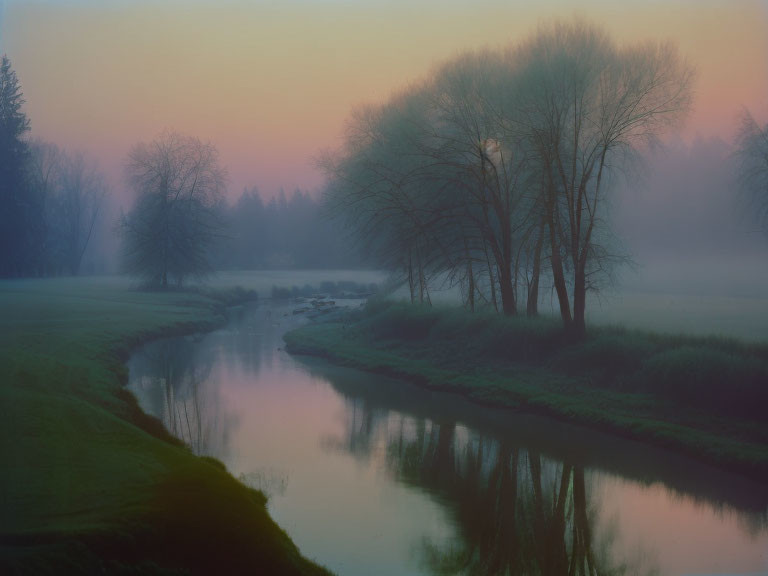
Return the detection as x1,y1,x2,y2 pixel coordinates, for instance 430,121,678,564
284,300,768,481
0,277,330,575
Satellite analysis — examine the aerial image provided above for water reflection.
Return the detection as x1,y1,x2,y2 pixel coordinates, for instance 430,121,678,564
311,363,768,574
128,336,229,456
128,302,768,576
327,404,656,575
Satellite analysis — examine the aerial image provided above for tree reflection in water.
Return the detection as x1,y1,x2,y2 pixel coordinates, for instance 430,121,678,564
129,337,228,456
331,398,657,576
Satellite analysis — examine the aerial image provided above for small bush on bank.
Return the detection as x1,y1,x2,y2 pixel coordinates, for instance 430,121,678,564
635,346,768,418
272,281,379,300
361,301,441,341
553,330,657,381
478,314,566,362
199,285,258,306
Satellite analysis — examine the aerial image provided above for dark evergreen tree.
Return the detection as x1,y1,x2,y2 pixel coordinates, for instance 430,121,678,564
0,55,38,276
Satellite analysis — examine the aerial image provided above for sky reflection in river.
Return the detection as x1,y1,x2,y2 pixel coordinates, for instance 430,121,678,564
128,302,768,575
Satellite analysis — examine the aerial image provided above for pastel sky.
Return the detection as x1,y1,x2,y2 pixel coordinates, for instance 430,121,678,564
2,0,767,201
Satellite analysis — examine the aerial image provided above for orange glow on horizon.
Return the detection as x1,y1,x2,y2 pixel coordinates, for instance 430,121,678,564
3,0,767,201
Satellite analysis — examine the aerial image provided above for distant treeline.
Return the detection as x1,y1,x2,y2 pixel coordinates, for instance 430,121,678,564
211,187,361,271
1,53,362,280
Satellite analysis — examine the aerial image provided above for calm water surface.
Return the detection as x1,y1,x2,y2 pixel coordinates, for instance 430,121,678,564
128,302,768,575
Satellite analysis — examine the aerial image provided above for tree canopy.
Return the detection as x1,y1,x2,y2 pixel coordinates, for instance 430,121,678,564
324,20,694,336
121,131,226,288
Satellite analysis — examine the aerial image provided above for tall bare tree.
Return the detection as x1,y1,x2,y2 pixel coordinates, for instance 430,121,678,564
734,109,768,238
121,131,226,288
27,140,62,274
426,50,538,315
515,21,694,335
58,152,106,275
28,142,107,275
322,87,442,303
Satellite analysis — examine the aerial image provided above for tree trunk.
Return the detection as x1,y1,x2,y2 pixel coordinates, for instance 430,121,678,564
466,260,475,312
419,258,424,305
484,241,498,313
498,266,516,316
548,222,572,328
464,238,475,312
526,222,544,316
572,261,587,338
407,250,415,304
417,246,431,306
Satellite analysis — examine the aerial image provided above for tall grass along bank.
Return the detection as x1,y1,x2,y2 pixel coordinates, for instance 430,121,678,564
285,300,768,481
0,277,330,575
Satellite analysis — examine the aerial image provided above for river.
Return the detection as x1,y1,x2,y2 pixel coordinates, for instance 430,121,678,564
127,300,768,575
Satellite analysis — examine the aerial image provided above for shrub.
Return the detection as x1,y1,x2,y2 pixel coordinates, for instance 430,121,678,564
362,302,440,341
271,285,292,300
636,346,768,418
553,330,656,381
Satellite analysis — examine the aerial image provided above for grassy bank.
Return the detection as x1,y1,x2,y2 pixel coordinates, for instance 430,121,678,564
0,278,330,575
284,300,768,480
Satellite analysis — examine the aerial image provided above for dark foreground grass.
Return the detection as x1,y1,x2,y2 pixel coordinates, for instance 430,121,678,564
0,278,330,575
285,300,768,481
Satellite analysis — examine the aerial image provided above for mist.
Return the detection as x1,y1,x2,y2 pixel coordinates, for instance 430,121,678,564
3,5,768,576
613,137,768,298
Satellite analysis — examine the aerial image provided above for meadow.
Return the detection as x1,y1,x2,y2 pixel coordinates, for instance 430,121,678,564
0,276,332,575
2,270,766,572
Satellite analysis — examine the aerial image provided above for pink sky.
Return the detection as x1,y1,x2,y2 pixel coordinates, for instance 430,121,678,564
3,0,767,202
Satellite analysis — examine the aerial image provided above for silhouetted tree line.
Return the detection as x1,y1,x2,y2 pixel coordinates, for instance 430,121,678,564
323,21,693,336
211,187,362,270
0,55,107,277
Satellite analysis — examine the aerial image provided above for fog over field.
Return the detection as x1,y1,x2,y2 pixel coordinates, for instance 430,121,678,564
2,2,765,326
4,3,768,575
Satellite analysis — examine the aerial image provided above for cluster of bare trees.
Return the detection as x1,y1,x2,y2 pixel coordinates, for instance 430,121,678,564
324,21,693,336
27,141,107,275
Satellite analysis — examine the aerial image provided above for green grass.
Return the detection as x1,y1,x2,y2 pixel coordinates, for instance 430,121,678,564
0,277,331,575
284,300,768,481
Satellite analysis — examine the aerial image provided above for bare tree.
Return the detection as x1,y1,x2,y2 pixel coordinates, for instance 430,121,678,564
324,58,535,313
28,142,107,275
734,109,768,237
121,131,226,288
27,140,63,274
322,87,442,303
515,21,694,336
58,152,107,275
426,50,538,315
